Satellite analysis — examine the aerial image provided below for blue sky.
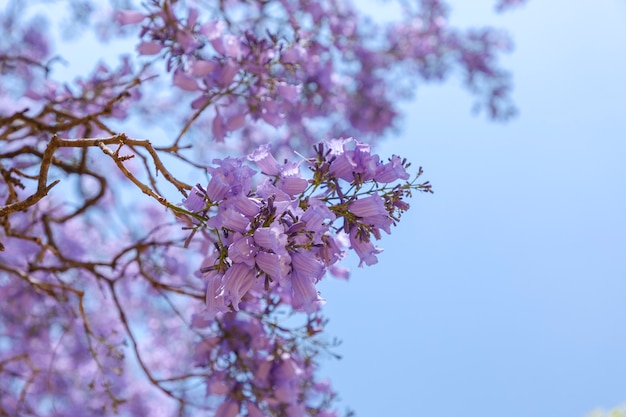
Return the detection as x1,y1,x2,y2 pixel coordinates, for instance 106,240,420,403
319,1,626,416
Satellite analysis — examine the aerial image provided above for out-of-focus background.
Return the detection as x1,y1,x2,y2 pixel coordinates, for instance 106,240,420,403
319,1,626,416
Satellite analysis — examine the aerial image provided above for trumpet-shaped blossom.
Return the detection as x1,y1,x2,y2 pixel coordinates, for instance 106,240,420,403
221,263,256,311
349,193,393,234
349,228,383,267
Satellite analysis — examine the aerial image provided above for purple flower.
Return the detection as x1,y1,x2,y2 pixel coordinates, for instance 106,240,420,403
208,380,230,395
114,10,145,25
302,198,335,225
248,144,281,176
326,138,381,183
208,206,250,233
199,20,225,40
208,157,256,197
218,60,239,86
228,235,257,267
319,234,345,266
272,353,304,404
182,185,206,212
301,199,335,244
212,113,227,142
246,402,265,417
259,99,284,127
206,170,229,201
173,69,200,91
325,137,351,156
254,225,288,253
375,155,410,183
329,265,350,280
256,178,292,203
290,270,324,313
253,357,273,388
291,251,325,283
222,34,242,58
225,113,246,131
289,252,325,312
228,194,261,217
190,59,217,77
278,176,309,195
221,263,256,311
349,193,392,234
204,271,229,319
176,31,200,54
137,41,163,55
277,82,301,104
273,159,309,195
349,229,383,267
255,251,291,284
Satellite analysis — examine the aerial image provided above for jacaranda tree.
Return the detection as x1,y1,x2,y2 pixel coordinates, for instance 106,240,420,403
0,0,525,415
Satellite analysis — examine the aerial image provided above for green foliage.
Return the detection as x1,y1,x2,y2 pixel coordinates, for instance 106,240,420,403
587,406,626,417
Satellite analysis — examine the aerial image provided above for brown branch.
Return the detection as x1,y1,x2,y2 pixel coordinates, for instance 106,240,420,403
108,280,185,406
1,133,193,219
0,133,61,217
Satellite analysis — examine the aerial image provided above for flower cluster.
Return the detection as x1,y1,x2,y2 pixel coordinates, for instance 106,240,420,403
193,310,338,417
111,0,521,156
182,139,431,318
180,139,430,415
0,199,203,416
